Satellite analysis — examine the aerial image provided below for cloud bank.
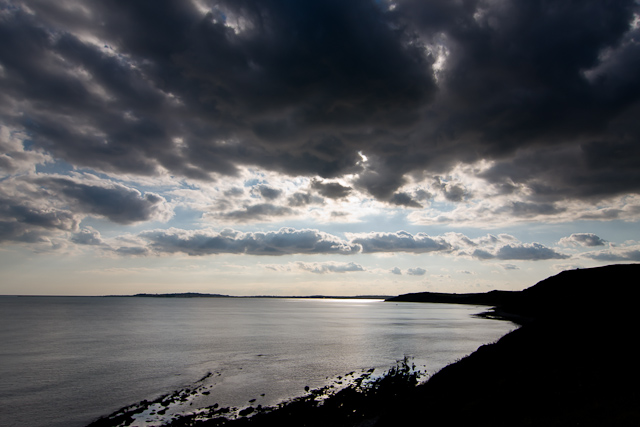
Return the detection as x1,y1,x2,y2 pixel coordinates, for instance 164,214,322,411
559,233,607,247
95,228,570,264
138,227,362,256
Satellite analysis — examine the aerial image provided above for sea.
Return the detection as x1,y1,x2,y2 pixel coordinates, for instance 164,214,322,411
0,296,516,427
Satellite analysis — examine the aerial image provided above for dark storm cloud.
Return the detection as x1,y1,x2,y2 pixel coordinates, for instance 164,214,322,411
0,196,78,231
353,160,409,201
389,192,422,208
36,177,172,224
0,0,433,185
0,220,40,243
310,179,352,199
286,192,309,207
432,177,469,203
287,192,323,207
0,213,75,243
479,143,640,203
0,173,172,243
252,185,282,200
0,192,79,243
1,0,640,204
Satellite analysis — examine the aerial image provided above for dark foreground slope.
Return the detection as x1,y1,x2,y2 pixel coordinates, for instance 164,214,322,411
377,263,640,426
166,264,640,426
389,264,640,325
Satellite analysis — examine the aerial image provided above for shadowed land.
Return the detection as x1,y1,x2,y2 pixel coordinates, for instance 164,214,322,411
376,263,640,426
88,264,640,426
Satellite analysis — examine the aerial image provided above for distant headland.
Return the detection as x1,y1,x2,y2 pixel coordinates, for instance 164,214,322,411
120,293,393,299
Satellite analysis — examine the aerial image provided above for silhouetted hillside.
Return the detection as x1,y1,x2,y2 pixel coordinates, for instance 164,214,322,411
131,293,230,298
386,289,516,306
149,264,640,426
375,264,640,426
388,264,640,323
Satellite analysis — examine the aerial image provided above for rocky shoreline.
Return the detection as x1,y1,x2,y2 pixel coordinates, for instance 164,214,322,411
86,361,426,427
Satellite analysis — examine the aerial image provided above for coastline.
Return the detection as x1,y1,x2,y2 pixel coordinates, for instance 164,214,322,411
190,264,640,426
86,264,640,426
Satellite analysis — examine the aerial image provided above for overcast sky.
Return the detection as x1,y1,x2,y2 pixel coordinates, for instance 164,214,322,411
1,0,639,296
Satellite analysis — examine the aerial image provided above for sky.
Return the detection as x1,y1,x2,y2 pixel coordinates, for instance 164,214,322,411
1,0,640,296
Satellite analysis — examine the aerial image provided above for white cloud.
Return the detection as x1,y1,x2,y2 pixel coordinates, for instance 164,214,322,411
559,233,607,247
406,267,427,276
70,226,577,265
347,230,452,254
70,227,106,246
473,243,569,261
138,227,362,256
296,261,365,274
0,126,52,175
582,242,640,262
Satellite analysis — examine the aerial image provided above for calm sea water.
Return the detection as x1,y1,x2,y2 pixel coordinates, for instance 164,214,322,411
0,296,515,427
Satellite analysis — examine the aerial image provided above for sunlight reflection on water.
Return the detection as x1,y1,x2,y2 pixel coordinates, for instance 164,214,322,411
0,296,515,427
